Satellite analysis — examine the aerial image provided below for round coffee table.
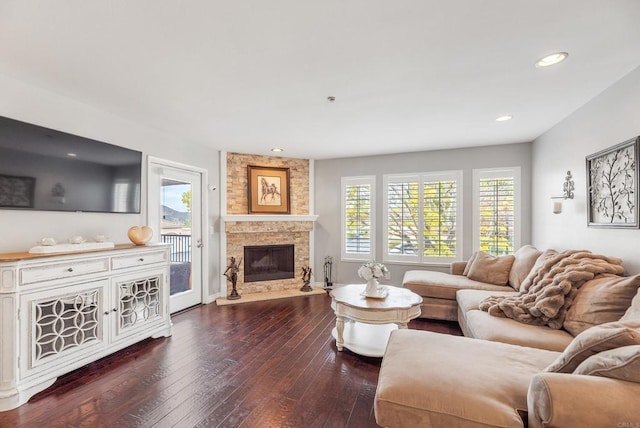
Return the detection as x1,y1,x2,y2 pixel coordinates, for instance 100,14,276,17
330,284,423,357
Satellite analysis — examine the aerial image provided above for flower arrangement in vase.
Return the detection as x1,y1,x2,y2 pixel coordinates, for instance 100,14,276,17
358,261,390,297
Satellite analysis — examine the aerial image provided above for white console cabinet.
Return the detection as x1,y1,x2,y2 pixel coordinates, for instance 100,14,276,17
0,244,172,411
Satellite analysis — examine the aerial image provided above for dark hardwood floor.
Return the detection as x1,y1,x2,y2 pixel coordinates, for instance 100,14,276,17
0,293,461,428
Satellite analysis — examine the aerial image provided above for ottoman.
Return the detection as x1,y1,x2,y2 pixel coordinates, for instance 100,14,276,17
374,330,558,427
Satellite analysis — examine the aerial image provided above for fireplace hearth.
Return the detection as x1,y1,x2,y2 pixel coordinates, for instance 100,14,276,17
244,244,295,282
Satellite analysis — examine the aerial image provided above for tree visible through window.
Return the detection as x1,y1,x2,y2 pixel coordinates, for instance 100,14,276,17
387,181,419,256
342,176,375,260
424,180,457,257
474,168,520,256
385,172,462,263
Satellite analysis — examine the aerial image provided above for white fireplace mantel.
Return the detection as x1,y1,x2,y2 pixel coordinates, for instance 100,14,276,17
222,215,318,222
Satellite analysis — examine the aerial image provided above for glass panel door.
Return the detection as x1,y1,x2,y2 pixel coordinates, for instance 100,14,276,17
162,177,193,296
148,162,203,313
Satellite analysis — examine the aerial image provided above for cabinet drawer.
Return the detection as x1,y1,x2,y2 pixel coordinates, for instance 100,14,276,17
20,258,109,285
111,250,168,270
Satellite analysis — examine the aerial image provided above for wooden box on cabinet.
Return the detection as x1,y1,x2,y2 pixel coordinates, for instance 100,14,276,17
0,244,172,411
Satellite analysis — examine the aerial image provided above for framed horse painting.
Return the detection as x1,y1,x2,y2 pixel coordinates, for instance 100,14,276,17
247,165,291,214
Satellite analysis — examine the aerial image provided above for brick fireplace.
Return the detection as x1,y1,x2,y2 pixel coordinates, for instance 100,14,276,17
221,152,316,296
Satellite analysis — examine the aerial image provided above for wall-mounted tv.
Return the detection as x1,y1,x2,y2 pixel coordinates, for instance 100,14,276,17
0,115,142,213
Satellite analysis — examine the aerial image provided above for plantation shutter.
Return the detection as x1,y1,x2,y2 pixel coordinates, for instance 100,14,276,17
342,176,375,260
386,179,419,256
384,171,462,263
477,175,516,255
423,178,458,257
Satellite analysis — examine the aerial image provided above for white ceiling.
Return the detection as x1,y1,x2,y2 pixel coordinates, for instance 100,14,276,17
1,1,640,160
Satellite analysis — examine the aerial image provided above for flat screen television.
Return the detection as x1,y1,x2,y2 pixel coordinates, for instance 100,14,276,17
0,115,142,213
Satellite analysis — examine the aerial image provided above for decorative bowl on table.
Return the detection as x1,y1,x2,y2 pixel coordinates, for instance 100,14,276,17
362,284,389,299
37,237,57,246
69,235,86,244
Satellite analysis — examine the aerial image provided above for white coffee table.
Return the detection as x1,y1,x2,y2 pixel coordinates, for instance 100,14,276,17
330,284,423,357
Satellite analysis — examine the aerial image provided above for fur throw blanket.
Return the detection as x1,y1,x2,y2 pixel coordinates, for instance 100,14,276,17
478,250,624,329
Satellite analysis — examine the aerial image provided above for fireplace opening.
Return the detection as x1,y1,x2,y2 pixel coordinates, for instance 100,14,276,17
244,244,295,282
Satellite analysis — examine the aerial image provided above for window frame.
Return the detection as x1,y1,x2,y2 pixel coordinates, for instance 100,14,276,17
341,175,376,262
472,167,521,255
383,170,463,264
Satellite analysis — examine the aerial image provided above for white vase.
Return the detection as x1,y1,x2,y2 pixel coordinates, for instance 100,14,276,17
365,278,379,296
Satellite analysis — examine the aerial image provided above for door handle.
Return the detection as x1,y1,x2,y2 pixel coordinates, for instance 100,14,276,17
196,239,204,249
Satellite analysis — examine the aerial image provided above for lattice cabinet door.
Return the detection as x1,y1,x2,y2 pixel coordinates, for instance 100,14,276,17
111,269,167,341
20,279,109,378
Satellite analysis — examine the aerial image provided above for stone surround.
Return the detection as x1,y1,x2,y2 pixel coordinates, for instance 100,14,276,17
225,220,314,294
223,152,314,296
226,152,309,215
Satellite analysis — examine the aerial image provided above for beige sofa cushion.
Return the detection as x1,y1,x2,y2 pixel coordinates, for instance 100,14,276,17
621,287,640,321
574,345,640,382
519,249,558,292
508,245,542,290
462,251,479,276
545,320,640,373
403,270,512,300
463,309,573,352
563,274,640,335
456,289,516,313
467,252,515,286
375,330,558,428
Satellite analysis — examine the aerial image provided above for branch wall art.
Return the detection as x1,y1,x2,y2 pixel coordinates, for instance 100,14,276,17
586,137,639,228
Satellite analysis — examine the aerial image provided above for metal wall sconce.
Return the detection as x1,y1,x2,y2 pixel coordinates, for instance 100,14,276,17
551,171,575,214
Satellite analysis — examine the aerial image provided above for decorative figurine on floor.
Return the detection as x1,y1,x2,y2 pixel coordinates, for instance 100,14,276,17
224,256,242,300
300,266,313,292
323,256,333,294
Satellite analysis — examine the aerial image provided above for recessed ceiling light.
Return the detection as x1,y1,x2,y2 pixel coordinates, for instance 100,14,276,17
535,52,568,68
495,115,513,122
66,152,77,157
270,148,284,153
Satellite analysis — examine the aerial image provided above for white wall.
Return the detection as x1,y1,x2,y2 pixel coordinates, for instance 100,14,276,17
532,65,640,274
0,73,222,295
314,143,532,285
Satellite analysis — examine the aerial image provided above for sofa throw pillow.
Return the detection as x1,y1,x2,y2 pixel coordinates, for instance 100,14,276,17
462,251,479,277
563,274,640,336
621,288,640,322
518,249,558,292
545,320,640,373
508,245,542,291
573,345,640,383
466,251,515,286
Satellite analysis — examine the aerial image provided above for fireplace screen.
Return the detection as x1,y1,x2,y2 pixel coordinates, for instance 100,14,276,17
244,244,295,282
